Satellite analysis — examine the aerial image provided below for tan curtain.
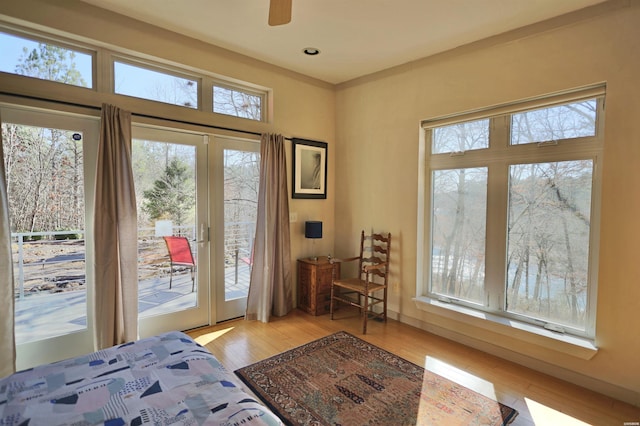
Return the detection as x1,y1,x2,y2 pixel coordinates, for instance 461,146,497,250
93,104,138,349
245,133,293,322
0,123,16,377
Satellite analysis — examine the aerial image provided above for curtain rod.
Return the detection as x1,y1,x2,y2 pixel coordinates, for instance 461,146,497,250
0,91,292,140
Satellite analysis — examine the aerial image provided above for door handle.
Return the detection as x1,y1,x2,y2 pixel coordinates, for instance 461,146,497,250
198,223,208,244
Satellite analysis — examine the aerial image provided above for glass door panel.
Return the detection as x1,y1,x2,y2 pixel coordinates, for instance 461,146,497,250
132,126,209,337
1,106,97,369
213,136,259,322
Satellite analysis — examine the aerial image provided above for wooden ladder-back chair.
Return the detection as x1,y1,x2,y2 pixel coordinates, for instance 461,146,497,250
330,230,391,334
163,236,196,292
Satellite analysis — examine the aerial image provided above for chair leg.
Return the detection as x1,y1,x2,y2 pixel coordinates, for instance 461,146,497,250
362,293,368,334
191,267,195,292
330,285,335,320
383,287,388,323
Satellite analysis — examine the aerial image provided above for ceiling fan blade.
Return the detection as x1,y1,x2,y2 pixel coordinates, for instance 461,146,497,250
269,0,292,26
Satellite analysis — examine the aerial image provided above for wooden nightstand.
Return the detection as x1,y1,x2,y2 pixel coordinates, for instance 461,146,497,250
297,256,339,316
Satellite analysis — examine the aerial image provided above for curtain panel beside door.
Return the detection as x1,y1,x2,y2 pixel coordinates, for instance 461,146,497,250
93,104,138,349
245,133,293,322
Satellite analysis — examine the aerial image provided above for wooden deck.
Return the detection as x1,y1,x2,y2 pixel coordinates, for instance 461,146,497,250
14,264,250,345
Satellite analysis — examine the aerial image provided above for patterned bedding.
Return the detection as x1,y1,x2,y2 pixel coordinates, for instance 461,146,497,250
0,331,283,425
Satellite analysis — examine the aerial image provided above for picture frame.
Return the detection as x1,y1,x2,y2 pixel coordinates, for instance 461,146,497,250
292,138,327,199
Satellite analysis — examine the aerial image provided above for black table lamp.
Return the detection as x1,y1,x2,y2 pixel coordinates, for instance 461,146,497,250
305,221,322,260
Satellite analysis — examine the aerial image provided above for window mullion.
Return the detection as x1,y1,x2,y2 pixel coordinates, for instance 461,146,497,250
485,116,509,311
96,49,112,94
202,76,214,114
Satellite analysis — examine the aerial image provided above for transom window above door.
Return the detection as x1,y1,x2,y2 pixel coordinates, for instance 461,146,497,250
0,25,269,123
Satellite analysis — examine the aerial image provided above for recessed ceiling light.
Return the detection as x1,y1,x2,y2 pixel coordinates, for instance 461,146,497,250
303,47,320,56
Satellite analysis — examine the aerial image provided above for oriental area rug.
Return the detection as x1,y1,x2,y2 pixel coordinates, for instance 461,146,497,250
235,331,518,426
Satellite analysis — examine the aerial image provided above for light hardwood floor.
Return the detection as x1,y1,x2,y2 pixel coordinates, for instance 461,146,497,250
187,308,640,426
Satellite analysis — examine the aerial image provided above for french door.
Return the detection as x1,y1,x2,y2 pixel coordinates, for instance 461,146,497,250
1,106,98,370
132,126,209,337
2,105,254,368
213,136,260,322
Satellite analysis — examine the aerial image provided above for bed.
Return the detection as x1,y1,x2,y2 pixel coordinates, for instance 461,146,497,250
0,331,283,425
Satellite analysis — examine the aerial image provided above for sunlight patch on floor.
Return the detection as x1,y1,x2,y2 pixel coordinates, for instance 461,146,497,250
420,357,596,425
525,398,592,425
417,356,508,423
193,326,234,346
424,356,498,400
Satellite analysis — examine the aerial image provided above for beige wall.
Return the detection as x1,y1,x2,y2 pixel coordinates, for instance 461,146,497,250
0,0,336,310
335,0,640,406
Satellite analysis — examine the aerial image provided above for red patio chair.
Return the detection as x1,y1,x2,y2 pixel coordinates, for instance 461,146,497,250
163,236,196,292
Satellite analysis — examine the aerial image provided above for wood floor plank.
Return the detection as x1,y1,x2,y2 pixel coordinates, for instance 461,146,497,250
187,308,640,426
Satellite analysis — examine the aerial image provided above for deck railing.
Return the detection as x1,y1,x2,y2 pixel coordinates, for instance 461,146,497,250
224,221,255,284
11,223,254,299
12,230,85,300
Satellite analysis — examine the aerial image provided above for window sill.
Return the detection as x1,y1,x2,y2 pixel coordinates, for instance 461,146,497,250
413,296,598,360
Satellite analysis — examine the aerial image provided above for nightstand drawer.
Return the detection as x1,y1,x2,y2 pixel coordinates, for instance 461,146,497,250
297,257,339,316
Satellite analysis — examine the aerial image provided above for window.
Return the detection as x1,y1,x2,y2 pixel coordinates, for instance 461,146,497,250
420,86,604,338
213,83,263,121
114,60,199,108
432,119,489,154
506,160,594,328
511,100,597,144
430,167,487,305
0,29,93,88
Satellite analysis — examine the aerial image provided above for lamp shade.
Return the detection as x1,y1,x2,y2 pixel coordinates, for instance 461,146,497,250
304,221,322,239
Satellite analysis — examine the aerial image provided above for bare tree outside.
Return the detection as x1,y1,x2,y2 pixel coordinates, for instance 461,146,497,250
223,149,260,270
214,86,262,121
432,119,489,154
431,167,487,304
2,124,84,235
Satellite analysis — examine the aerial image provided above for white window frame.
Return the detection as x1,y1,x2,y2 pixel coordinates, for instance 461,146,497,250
416,85,605,346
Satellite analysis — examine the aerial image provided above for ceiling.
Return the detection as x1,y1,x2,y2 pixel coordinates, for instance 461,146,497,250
79,0,607,85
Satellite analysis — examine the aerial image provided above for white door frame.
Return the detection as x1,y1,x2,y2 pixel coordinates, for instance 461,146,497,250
1,105,98,370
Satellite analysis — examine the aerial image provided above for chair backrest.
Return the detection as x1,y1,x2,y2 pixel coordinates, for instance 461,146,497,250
163,236,195,266
358,230,391,284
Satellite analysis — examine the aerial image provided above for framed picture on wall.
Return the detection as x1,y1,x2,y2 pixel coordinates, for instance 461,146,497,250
292,138,327,199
